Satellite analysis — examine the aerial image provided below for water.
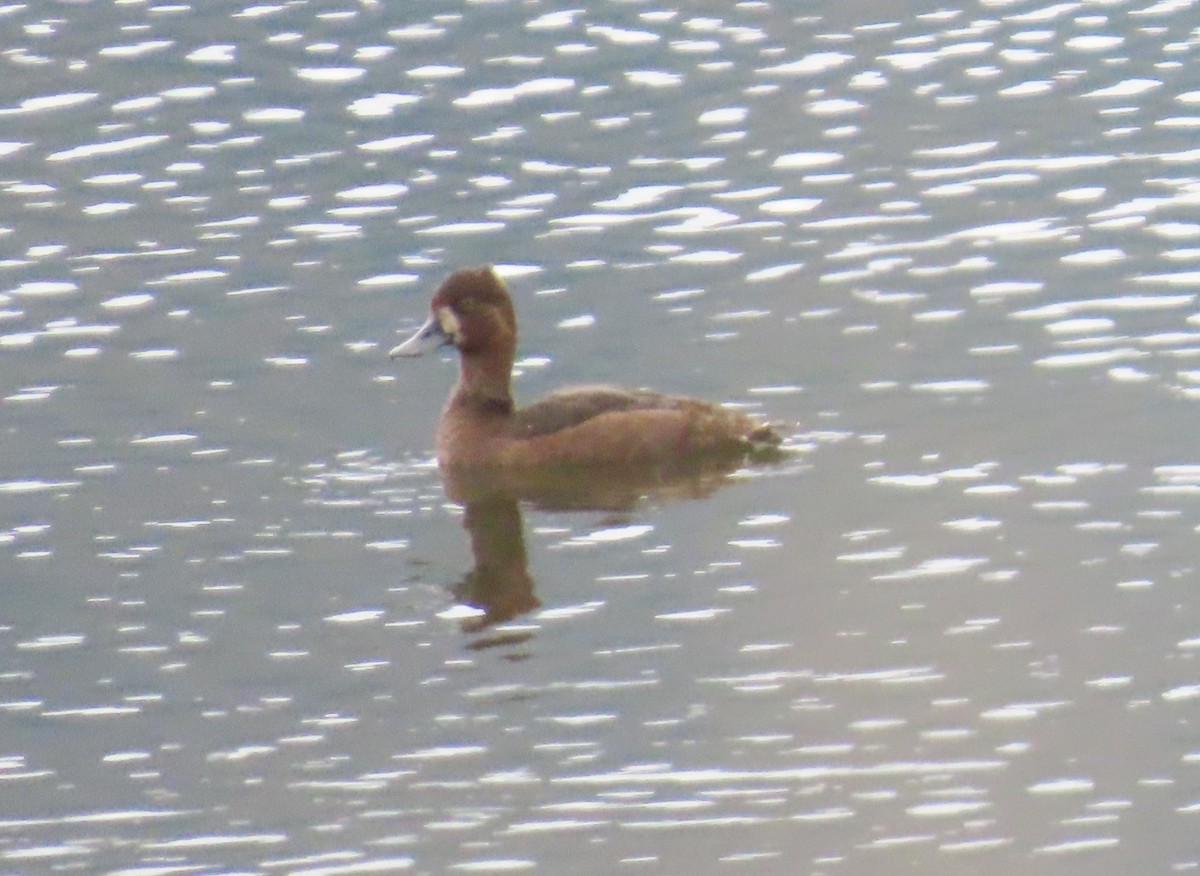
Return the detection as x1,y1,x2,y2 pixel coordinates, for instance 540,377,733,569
2,1,1199,873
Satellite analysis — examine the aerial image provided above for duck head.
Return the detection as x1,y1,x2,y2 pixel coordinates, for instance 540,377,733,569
389,267,516,360
390,267,518,409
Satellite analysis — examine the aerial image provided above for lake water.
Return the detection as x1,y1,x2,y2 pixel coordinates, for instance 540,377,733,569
1,1,1199,873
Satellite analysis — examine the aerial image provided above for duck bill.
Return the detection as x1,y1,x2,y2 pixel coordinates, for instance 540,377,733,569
389,316,449,358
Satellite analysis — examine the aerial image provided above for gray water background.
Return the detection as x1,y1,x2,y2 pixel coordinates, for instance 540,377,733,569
1,1,1199,873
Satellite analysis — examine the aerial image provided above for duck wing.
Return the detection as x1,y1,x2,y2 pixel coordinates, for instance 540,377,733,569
508,385,677,438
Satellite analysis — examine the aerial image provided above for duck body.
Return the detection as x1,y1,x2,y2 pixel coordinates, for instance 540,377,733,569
391,267,781,470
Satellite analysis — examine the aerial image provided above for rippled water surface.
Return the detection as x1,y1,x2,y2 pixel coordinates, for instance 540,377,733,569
2,1,1199,873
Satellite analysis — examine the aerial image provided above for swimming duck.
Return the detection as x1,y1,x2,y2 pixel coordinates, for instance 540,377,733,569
390,267,781,469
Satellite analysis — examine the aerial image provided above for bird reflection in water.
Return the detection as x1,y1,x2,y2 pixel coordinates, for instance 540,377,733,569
441,450,782,645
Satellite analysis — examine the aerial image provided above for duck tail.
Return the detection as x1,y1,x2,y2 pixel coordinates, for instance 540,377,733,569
747,423,783,447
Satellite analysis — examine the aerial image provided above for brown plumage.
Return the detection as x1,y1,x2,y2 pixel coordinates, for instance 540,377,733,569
390,266,781,469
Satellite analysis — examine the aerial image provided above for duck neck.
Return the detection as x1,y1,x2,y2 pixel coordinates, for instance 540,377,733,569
453,352,514,415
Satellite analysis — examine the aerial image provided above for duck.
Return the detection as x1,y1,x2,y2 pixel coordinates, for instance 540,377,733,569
389,266,782,470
